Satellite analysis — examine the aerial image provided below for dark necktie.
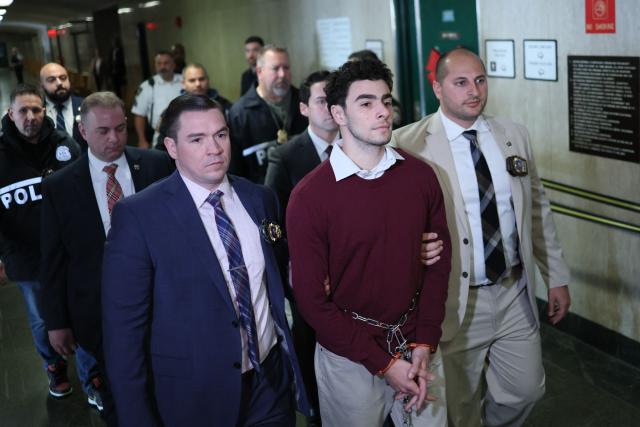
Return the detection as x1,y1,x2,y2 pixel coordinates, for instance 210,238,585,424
207,190,261,372
55,103,67,132
103,164,123,215
324,144,333,159
462,130,507,283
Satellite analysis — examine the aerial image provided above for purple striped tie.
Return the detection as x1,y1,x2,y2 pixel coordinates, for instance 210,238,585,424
207,190,261,372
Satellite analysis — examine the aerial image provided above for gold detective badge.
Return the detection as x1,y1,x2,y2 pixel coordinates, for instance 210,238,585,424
277,129,288,144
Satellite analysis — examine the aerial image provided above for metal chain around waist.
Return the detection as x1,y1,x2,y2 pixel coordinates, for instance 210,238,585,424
349,291,420,427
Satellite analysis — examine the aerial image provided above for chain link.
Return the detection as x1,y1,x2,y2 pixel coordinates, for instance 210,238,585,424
349,291,420,427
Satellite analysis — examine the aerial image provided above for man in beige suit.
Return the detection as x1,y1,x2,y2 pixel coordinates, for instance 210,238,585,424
393,48,571,427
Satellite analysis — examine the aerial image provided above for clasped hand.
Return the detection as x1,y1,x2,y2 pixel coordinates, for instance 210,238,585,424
383,347,436,412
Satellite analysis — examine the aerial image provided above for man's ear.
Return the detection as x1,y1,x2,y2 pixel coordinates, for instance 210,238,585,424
330,104,346,127
164,137,178,160
7,108,15,123
432,80,442,101
78,121,88,140
299,102,309,118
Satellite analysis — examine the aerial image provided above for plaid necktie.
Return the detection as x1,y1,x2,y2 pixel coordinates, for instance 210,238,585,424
207,190,261,372
103,164,123,215
462,130,507,283
55,103,67,132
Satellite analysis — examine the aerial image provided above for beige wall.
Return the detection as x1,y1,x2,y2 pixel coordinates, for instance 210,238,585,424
478,0,640,341
120,0,396,101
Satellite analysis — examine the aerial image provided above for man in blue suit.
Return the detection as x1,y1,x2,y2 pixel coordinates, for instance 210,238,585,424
40,62,87,150
102,94,309,426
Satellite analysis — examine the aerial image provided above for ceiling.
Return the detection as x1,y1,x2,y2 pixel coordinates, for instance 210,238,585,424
1,0,118,28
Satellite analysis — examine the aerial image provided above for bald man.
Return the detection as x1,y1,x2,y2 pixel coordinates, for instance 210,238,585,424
40,62,87,150
393,48,570,427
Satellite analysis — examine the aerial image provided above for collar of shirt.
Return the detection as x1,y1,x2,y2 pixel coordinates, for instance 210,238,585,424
438,108,490,142
181,173,234,209
307,126,338,161
88,149,128,175
329,140,404,182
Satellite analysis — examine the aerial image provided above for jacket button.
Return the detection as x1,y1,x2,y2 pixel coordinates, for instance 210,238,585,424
463,238,469,245
462,272,468,278
507,141,512,147
233,362,241,369
231,320,239,328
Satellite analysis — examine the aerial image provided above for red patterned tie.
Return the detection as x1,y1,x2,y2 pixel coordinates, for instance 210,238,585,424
103,164,123,215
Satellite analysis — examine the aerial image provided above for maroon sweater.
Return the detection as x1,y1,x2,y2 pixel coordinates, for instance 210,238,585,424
287,150,451,374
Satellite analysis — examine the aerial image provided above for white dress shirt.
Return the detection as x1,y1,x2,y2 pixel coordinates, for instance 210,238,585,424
131,74,183,145
182,174,277,373
45,97,75,135
307,126,338,162
329,140,405,182
88,150,135,235
439,109,519,285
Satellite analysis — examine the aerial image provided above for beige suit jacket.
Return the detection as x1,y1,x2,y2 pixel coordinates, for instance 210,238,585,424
392,112,570,342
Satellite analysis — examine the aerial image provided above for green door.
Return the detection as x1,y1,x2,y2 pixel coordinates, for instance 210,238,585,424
394,0,479,123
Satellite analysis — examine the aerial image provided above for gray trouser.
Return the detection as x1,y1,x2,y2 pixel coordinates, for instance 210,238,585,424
315,343,447,427
441,277,545,427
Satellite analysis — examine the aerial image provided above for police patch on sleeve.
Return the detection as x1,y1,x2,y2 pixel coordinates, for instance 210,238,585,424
56,146,72,162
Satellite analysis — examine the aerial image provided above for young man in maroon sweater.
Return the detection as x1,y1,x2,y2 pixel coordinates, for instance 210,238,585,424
287,59,451,426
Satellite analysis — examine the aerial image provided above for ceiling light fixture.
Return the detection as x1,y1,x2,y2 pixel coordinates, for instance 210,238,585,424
0,9,6,15
139,1,161,9
0,1,14,8
118,7,133,14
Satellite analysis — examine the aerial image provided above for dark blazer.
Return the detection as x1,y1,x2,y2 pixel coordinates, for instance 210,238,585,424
264,129,322,218
228,85,308,184
101,172,310,426
40,147,174,354
70,95,88,151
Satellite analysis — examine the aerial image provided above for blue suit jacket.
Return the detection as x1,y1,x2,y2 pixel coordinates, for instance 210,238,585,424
101,171,310,427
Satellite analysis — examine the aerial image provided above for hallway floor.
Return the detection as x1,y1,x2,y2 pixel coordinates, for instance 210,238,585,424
1,281,639,427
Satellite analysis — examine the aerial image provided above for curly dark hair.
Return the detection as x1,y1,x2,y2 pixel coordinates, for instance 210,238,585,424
324,59,393,112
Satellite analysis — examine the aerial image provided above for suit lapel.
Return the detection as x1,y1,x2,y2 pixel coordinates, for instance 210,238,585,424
229,176,281,295
164,173,236,314
486,118,525,240
73,155,107,240
124,147,145,191
297,131,322,170
424,117,472,236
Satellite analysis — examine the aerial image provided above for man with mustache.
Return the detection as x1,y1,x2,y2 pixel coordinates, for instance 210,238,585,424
393,48,571,427
40,62,87,150
229,45,307,184
287,59,451,427
132,50,182,149
240,36,264,96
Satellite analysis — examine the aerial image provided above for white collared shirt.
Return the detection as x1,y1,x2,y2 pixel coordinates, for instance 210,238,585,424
307,126,338,162
329,140,405,182
181,174,277,373
88,150,135,235
131,73,183,144
439,109,519,285
45,97,75,136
